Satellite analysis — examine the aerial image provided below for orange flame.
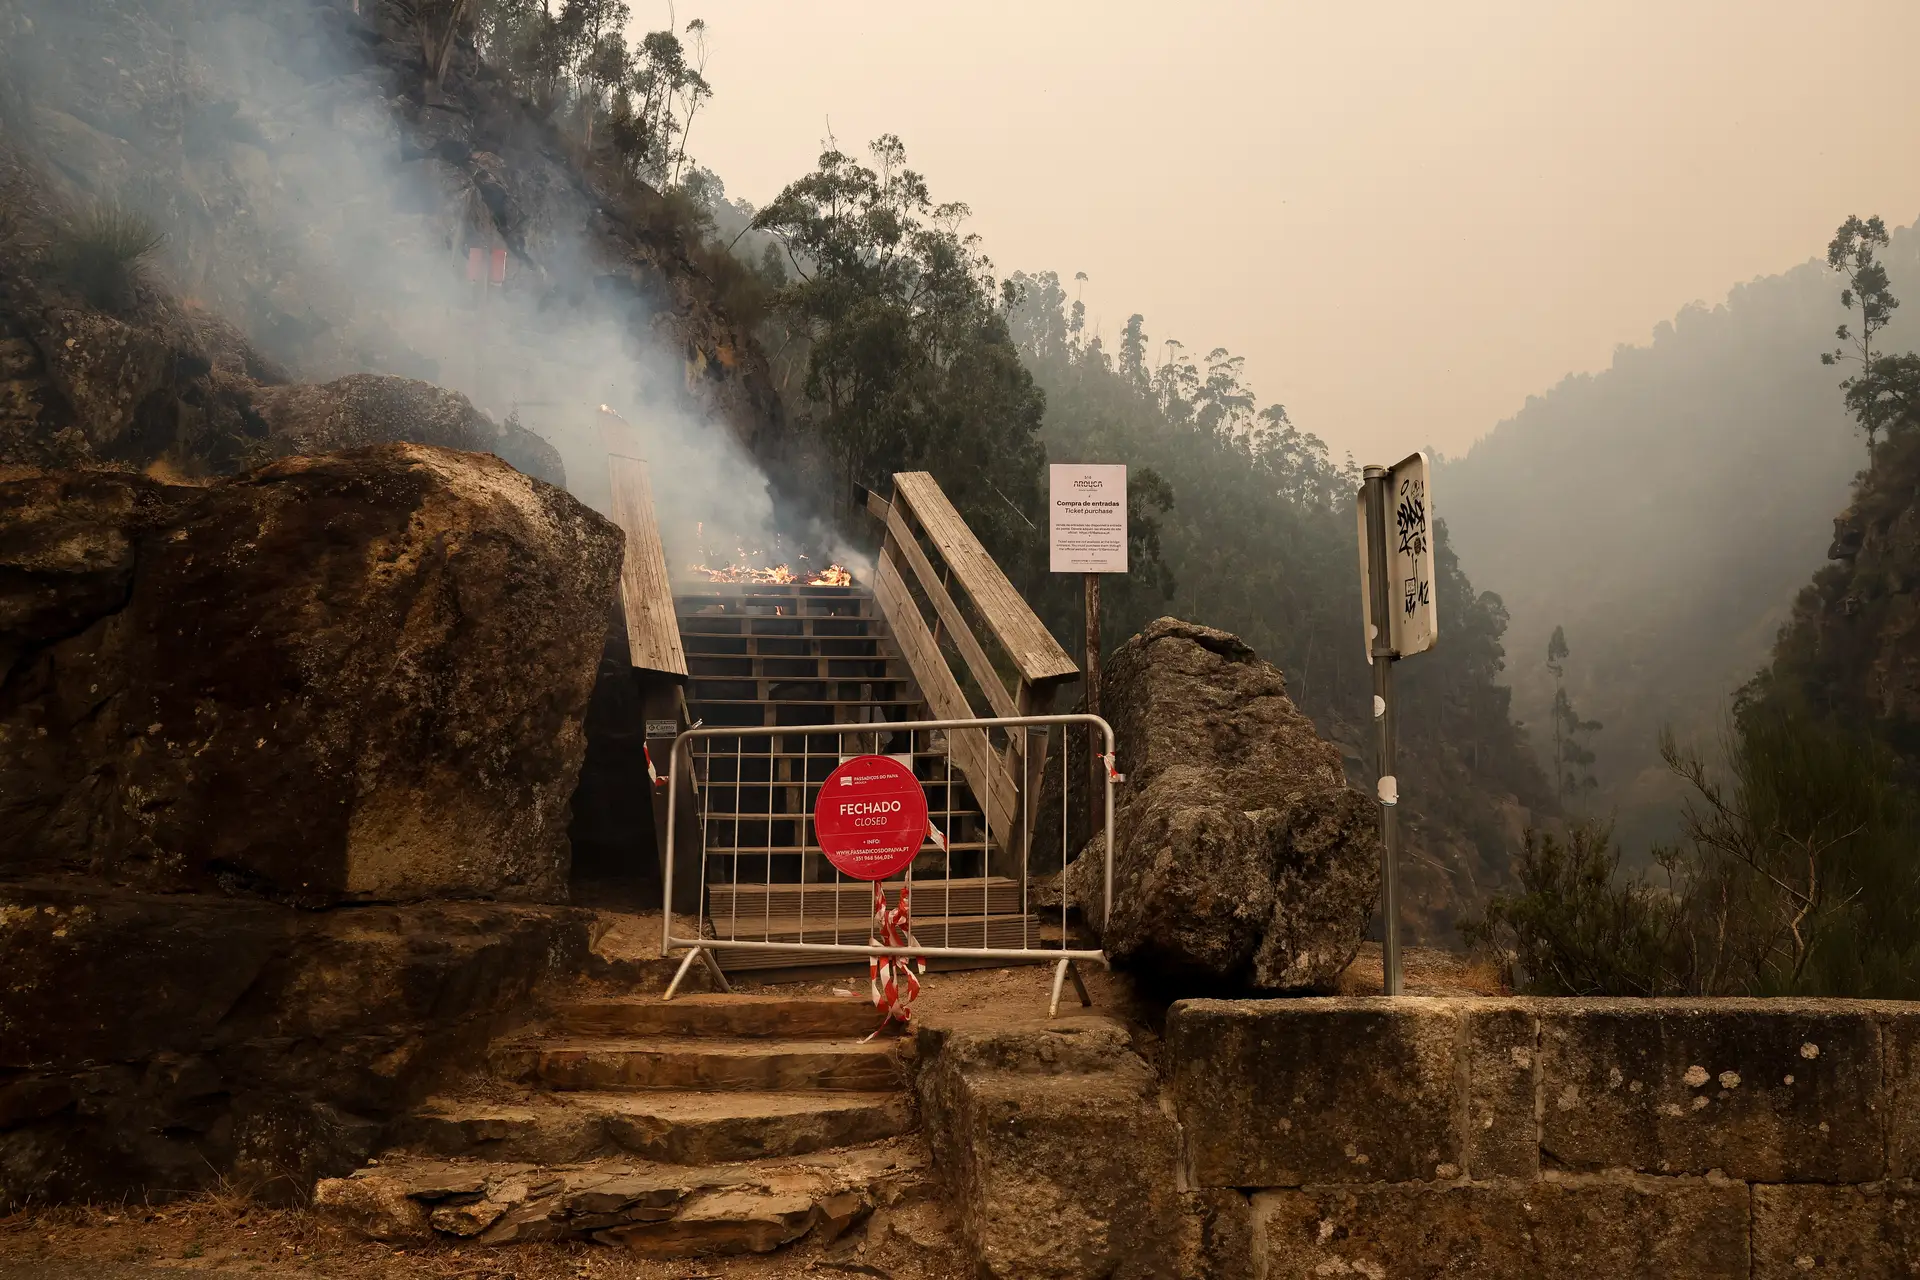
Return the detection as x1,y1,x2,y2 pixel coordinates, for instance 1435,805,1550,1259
689,562,854,587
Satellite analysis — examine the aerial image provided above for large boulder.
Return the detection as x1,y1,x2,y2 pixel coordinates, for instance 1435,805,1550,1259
0,442,621,904
251,373,565,488
1067,617,1381,991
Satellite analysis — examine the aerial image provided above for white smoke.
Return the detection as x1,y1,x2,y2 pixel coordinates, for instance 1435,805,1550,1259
15,0,784,567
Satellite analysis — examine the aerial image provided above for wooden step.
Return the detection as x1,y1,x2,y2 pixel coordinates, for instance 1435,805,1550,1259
686,657,907,678
401,1089,910,1165
686,697,925,709
673,583,869,603
703,913,1043,952
698,841,990,857
686,672,916,689
553,994,880,1039
687,683,920,703
677,601,878,620
490,1036,903,1092
685,705,926,730
678,618,883,639
690,749,964,767
679,636,892,658
708,877,1022,917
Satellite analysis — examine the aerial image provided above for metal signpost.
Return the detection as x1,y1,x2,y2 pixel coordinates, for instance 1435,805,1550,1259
1356,451,1436,996
1050,464,1128,830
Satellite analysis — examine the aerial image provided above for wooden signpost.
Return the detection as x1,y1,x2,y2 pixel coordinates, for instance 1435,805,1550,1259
1049,464,1127,832
1356,450,1437,996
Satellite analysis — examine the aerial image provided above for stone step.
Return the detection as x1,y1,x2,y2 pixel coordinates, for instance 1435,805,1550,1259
403,1089,912,1165
490,1035,904,1092
315,1140,926,1257
553,993,881,1039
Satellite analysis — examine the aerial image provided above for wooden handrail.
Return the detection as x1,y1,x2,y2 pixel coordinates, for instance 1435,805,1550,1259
865,473,1078,872
882,500,1018,720
601,418,687,679
889,472,1079,688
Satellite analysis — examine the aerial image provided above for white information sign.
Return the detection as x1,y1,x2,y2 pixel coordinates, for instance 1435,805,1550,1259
1049,464,1128,574
1357,450,1437,661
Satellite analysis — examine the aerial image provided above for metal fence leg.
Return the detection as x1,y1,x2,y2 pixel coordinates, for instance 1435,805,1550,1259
1067,959,1092,1008
663,946,704,1002
1049,957,1071,1017
701,947,733,994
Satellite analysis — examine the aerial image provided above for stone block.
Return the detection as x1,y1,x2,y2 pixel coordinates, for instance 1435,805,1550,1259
1880,1010,1920,1178
312,1174,433,1243
1466,1002,1539,1179
915,1018,1195,1280
1752,1182,1920,1278
1196,1188,1255,1279
944,1068,1194,1279
1254,1174,1750,1279
1168,998,1536,1186
1536,999,1884,1181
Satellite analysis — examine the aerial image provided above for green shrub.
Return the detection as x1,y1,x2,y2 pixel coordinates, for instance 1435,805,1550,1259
47,202,165,310
1461,822,1699,996
1464,706,1920,998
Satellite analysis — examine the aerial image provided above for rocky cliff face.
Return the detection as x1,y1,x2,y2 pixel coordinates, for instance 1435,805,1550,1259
0,0,782,483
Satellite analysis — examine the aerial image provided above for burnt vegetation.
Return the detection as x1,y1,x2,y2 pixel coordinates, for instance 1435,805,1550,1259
43,201,165,313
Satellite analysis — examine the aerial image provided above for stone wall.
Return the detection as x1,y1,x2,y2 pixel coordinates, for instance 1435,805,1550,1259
1168,997,1920,1278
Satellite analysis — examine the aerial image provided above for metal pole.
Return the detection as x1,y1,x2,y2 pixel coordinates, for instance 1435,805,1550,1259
1363,465,1403,997
1084,571,1103,840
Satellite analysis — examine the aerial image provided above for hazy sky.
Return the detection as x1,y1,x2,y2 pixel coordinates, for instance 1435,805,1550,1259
660,1,1920,463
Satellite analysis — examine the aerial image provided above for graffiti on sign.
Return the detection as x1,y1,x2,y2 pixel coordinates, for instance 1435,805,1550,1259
1356,450,1437,660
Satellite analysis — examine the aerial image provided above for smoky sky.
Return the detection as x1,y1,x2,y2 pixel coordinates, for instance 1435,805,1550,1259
675,0,1920,465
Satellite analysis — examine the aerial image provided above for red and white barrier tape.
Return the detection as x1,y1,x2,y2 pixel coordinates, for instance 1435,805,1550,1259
1102,751,1125,783
643,743,666,790
866,875,925,1035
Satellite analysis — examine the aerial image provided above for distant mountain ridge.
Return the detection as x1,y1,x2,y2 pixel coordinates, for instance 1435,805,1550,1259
1440,219,1920,849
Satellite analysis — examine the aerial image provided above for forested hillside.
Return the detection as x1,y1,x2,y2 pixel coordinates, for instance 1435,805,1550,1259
1001,273,1555,939
1441,221,1920,851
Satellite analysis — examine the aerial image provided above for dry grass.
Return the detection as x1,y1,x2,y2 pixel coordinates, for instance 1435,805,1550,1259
1336,942,1510,997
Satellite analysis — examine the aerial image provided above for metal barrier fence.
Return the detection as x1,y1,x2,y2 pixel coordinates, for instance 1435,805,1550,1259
659,714,1115,1016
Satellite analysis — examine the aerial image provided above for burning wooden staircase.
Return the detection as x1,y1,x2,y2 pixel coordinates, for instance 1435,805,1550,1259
590,422,1083,978
673,577,1048,973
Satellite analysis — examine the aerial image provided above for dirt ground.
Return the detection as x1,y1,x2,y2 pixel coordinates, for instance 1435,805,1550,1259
0,1194,967,1280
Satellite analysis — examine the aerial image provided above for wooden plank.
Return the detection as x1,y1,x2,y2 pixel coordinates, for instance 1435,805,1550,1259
605,454,687,678
884,501,1017,719
678,618,882,638
874,554,1020,831
890,472,1078,686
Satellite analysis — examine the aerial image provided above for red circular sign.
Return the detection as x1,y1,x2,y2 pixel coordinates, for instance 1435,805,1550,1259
813,755,929,881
